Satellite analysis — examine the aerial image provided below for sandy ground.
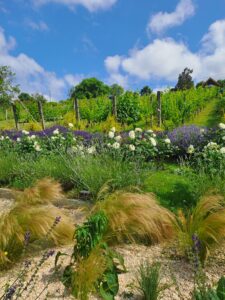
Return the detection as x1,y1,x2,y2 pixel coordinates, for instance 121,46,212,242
1,190,225,299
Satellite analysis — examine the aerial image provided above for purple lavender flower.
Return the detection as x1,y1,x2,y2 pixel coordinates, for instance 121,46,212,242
54,216,61,226
4,285,16,299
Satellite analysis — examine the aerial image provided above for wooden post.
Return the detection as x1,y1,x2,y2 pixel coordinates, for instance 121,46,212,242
73,98,80,123
150,95,153,128
112,95,117,119
157,91,162,128
37,101,45,130
5,109,8,121
12,103,19,130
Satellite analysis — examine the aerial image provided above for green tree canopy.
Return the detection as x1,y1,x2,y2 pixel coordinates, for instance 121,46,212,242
175,68,194,90
140,85,152,96
110,83,124,97
70,78,110,99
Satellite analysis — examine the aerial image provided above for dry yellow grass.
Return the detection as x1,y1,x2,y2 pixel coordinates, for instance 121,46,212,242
93,191,174,244
0,178,74,269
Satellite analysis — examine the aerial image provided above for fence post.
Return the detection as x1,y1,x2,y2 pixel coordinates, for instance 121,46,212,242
11,103,19,130
157,91,162,127
73,98,80,123
37,101,45,130
112,95,117,119
150,95,154,128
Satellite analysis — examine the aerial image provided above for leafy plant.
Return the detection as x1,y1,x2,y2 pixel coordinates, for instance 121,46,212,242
194,276,225,300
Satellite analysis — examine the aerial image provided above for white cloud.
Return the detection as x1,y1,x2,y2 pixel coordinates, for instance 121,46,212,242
104,55,128,87
32,0,117,12
0,27,82,100
26,20,49,31
148,0,195,35
105,19,225,85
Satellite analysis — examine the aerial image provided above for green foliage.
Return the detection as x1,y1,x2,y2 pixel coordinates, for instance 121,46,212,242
117,91,141,124
176,67,194,90
110,84,124,97
70,78,109,99
140,86,152,96
194,276,225,300
136,261,166,300
79,97,111,122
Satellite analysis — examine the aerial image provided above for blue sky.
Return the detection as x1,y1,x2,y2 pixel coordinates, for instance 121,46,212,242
0,0,225,100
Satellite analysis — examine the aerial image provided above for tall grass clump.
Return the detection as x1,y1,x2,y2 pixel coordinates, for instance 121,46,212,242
93,191,174,244
0,178,74,268
136,261,166,300
173,193,225,263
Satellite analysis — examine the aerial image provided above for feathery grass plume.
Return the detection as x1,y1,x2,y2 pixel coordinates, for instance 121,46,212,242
173,194,225,263
15,177,63,205
0,178,74,269
71,247,107,300
93,191,174,244
136,261,164,300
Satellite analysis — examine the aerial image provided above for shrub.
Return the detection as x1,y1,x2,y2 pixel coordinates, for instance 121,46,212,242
93,191,174,244
117,92,141,124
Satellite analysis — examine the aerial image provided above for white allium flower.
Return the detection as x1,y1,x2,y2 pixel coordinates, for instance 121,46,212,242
164,138,171,144
112,142,120,149
135,128,142,133
22,130,29,135
206,142,218,149
115,135,122,142
187,145,195,154
0,136,4,141
30,135,36,139
68,123,74,128
108,131,115,139
220,147,225,154
87,146,96,154
34,144,41,152
5,136,9,140
219,123,225,129
146,130,153,134
110,127,116,133
200,128,205,134
53,128,59,135
17,138,21,142
150,137,157,147
107,143,111,148
129,144,135,151
129,130,135,139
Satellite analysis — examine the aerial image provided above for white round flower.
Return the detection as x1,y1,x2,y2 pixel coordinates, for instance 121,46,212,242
87,146,96,154
135,128,142,133
164,138,171,144
222,136,225,141
115,135,122,142
53,128,59,135
129,130,135,139
108,131,115,139
146,130,153,134
110,127,116,133
219,123,225,129
78,145,84,151
129,144,135,151
206,142,218,149
5,136,9,140
150,137,157,147
220,147,225,154
51,136,56,140
68,123,74,128
187,145,195,154
107,143,111,148
34,144,41,152
22,130,29,135
0,136,4,141
16,138,21,142
112,142,120,149
30,135,36,139
200,128,205,134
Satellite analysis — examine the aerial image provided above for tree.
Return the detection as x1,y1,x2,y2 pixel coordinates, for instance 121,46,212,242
140,85,152,96
18,92,33,102
0,65,20,107
175,68,194,90
70,78,110,99
110,84,124,97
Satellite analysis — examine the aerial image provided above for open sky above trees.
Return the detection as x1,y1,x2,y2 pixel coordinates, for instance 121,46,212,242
0,0,225,100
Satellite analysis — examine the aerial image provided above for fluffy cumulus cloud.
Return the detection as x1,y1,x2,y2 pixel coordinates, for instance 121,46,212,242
32,0,117,12
0,27,82,100
105,19,225,85
148,0,195,35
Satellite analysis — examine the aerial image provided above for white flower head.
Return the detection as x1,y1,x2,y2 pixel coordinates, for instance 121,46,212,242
16,137,21,142
51,136,56,140
110,127,116,133
200,128,205,134
164,138,171,144
0,136,4,141
129,130,135,139
152,133,156,138
150,137,157,147
220,147,225,154
107,143,111,148
135,128,142,133
68,123,74,128
206,142,218,149
219,123,225,130
53,128,59,135
115,135,122,142
129,144,135,151
22,130,29,135
112,142,120,149
146,130,153,134
30,135,36,139
187,145,195,154
87,146,96,154
222,136,225,141
34,144,41,152
108,131,115,139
